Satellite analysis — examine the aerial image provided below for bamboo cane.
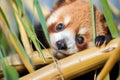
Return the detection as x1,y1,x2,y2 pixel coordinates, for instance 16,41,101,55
20,38,120,80
0,49,53,78
97,40,120,79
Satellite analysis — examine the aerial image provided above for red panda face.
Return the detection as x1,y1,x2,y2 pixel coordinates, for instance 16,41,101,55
47,0,108,59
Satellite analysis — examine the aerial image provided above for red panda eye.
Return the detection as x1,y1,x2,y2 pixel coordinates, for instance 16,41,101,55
76,35,84,44
56,23,65,31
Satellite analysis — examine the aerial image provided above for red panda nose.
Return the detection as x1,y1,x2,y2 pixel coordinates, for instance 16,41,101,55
56,40,67,50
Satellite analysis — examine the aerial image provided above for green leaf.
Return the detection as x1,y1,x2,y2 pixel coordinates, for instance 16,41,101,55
99,0,119,38
17,13,46,62
0,7,10,30
33,0,50,44
0,48,4,60
4,66,19,80
0,6,34,72
0,32,9,53
13,0,46,62
0,6,33,66
14,0,24,16
0,0,19,36
12,33,34,67
0,49,19,80
90,0,96,40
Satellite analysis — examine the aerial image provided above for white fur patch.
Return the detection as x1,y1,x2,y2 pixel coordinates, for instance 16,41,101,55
47,5,71,26
50,30,78,55
78,28,87,34
47,7,64,26
47,14,58,26
64,16,71,25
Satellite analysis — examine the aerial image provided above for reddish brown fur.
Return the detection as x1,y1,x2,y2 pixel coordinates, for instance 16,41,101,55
47,0,109,58
48,0,107,35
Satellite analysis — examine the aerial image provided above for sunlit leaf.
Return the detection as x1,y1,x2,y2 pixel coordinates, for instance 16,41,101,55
12,0,46,62
90,0,96,40
4,66,19,80
14,0,24,16
0,0,18,36
0,7,10,30
16,13,46,62
99,0,119,38
0,6,34,72
0,49,19,80
33,0,50,44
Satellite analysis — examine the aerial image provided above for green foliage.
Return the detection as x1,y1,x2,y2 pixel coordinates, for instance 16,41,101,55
90,0,96,40
0,4,34,72
12,33,34,66
14,0,24,14
0,48,19,80
14,0,47,62
99,0,119,38
0,30,9,53
33,0,50,44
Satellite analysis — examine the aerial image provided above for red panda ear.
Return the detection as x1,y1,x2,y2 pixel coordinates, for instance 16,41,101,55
55,0,65,6
54,0,74,8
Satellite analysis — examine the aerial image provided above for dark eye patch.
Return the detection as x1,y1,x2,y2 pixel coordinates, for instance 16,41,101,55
76,35,84,44
56,23,65,31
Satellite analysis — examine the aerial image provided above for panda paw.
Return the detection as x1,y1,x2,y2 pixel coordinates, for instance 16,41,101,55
95,35,112,47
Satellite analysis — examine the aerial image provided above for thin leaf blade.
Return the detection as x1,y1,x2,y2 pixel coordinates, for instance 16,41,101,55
99,0,119,38
33,0,50,44
0,48,19,80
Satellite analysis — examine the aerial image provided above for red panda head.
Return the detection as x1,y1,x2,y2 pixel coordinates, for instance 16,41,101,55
47,0,108,59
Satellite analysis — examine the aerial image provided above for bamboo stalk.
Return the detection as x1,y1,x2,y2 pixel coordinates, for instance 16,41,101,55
0,49,52,66
20,38,120,80
97,41,120,79
0,49,53,78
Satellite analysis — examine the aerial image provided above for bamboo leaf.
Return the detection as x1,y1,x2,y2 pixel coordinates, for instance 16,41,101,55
0,7,10,30
0,6,34,72
15,0,25,16
10,33,35,73
99,0,119,38
0,32,9,53
12,33,34,66
33,0,50,44
16,13,46,62
4,66,19,80
0,0,18,36
0,48,19,80
14,0,24,13
15,12,33,56
90,0,96,40
12,0,46,62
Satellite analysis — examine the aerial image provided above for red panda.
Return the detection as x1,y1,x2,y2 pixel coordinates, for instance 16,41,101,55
46,0,112,59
